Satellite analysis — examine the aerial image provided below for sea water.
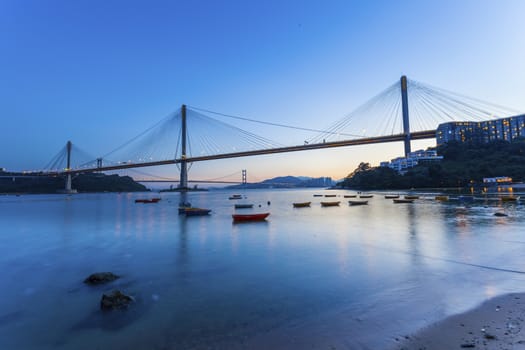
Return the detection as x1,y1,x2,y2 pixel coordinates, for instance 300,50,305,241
1,189,525,349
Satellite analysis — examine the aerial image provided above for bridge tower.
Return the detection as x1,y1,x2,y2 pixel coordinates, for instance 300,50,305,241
179,105,190,207
400,75,411,156
242,169,247,185
180,105,188,190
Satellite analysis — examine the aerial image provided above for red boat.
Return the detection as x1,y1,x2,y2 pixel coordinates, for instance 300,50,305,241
135,198,161,204
232,213,270,222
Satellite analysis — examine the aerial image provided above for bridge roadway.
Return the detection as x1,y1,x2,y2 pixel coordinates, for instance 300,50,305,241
52,129,436,175
136,179,242,184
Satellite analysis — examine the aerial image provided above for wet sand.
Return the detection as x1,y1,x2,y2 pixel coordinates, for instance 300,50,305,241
395,292,525,350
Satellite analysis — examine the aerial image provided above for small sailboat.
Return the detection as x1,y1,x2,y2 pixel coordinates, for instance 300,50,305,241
135,197,161,204
321,201,340,207
393,198,414,203
348,200,368,206
500,195,520,202
404,195,419,200
184,208,211,216
293,202,311,208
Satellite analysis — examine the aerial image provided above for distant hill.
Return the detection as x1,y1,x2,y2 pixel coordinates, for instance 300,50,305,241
227,176,335,189
260,176,303,185
0,172,148,194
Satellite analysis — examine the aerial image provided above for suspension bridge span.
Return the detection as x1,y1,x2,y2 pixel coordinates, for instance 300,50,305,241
25,76,520,197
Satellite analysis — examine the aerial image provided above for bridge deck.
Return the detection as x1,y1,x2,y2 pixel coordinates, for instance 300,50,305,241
39,130,436,175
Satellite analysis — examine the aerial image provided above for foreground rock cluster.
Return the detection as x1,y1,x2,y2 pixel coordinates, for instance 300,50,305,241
83,271,134,310
84,272,120,285
100,290,135,310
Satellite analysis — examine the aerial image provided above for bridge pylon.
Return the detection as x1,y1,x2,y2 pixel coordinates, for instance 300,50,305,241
180,104,188,190
179,105,190,207
400,75,411,156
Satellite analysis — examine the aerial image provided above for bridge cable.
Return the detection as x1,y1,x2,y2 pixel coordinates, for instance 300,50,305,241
188,105,363,139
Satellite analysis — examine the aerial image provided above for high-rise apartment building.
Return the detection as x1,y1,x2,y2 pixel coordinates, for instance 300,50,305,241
436,114,525,145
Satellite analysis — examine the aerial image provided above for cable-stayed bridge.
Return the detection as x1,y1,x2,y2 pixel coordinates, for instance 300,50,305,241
20,76,521,195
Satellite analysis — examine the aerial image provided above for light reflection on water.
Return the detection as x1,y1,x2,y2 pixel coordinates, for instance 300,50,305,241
0,189,524,349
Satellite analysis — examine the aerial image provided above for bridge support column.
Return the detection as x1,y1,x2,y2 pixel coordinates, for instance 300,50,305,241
242,169,247,185
63,140,77,194
65,173,72,191
401,75,411,157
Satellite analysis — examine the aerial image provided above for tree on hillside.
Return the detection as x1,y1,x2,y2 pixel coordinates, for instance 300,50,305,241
340,139,525,190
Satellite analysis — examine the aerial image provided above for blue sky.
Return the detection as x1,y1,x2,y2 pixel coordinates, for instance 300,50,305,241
1,0,524,182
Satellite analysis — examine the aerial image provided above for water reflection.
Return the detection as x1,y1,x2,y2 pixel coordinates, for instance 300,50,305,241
406,202,423,266
1,190,525,349
174,214,190,285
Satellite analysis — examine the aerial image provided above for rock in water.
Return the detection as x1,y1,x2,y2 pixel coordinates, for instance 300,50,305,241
84,272,120,285
100,290,134,310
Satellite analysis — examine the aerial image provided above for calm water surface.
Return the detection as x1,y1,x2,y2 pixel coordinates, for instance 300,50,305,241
1,189,525,349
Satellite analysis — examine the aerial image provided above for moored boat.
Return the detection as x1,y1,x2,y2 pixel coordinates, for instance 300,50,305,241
135,198,161,204
348,200,368,206
229,194,243,200
293,202,311,208
359,194,373,198
384,195,399,199
393,198,414,203
321,201,340,207
178,202,192,214
313,194,323,197
234,204,254,209
324,194,337,197
404,195,419,200
435,195,449,201
344,195,357,198
500,195,520,202
232,213,270,222
184,208,211,216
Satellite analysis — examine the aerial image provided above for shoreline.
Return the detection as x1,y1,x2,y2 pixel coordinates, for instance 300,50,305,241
394,292,525,349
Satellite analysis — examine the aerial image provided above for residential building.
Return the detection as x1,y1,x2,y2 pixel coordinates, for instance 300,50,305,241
436,114,525,145
380,149,443,174
483,176,512,184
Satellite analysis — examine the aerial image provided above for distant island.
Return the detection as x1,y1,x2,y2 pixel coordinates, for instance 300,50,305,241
340,139,525,190
227,176,335,189
0,171,147,194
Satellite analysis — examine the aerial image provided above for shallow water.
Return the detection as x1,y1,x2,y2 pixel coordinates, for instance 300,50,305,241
1,189,524,349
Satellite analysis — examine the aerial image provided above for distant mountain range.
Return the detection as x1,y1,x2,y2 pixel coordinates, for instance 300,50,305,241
227,176,335,189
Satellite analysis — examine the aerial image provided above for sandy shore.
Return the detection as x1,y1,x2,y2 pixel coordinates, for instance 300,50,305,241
394,292,525,350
